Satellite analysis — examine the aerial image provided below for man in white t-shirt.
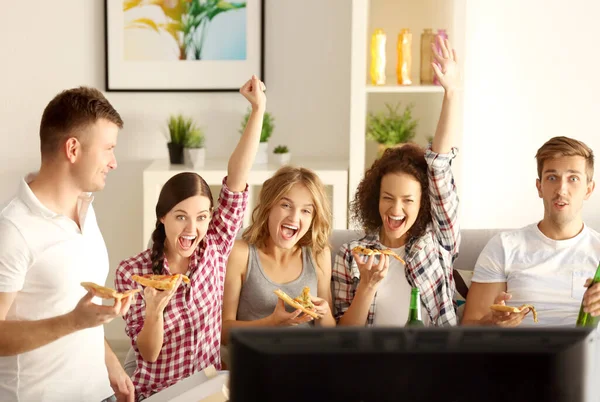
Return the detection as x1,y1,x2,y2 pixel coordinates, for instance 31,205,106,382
463,136,600,327
0,87,135,402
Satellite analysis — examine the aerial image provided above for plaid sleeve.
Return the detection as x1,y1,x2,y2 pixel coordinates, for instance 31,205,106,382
205,176,249,257
425,147,460,256
114,262,145,344
331,243,358,322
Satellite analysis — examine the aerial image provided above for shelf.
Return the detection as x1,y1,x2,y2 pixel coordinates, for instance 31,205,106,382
366,84,444,93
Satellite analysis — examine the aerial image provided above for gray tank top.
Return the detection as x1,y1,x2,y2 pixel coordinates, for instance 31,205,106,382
237,244,318,327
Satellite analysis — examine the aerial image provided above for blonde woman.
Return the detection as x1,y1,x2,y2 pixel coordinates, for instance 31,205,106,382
222,166,336,346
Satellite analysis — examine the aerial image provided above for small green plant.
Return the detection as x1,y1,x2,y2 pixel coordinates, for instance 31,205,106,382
273,145,289,154
366,102,418,146
240,108,274,143
185,126,205,148
167,114,203,146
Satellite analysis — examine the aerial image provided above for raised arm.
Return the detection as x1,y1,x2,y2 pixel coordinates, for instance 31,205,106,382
430,37,461,155
427,37,462,254
226,75,267,192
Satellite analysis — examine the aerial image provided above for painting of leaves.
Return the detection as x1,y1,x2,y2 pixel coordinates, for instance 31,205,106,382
123,0,247,61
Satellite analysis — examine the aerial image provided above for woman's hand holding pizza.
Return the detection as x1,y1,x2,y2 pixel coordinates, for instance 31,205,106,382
268,299,314,326
310,295,331,318
353,251,389,292
143,276,183,316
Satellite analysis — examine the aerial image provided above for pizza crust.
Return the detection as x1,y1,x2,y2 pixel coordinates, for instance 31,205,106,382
131,274,190,290
80,282,140,300
352,245,406,264
490,303,538,323
273,289,320,319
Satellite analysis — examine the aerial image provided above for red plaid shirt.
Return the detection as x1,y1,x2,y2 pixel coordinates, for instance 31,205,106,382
332,148,460,327
115,178,247,401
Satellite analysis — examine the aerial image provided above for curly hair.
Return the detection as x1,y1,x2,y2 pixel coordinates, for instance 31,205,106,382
150,172,213,274
351,143,432,240
242,166,332,255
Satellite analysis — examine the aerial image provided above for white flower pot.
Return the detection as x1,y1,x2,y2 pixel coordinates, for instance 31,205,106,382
185,147,206,169
273,152,291,165
255,142,269,165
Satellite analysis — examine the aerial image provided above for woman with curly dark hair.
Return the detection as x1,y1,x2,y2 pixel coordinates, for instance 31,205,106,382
332,37,461,327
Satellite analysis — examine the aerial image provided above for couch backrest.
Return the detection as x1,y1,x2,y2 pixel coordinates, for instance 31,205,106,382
327,228,508,272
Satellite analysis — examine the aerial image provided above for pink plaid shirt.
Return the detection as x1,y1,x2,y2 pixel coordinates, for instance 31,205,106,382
115,178,247,401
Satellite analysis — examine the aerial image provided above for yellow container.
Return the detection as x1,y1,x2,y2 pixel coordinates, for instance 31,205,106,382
370,29,386,85
420,28,435,84
397,28,412,85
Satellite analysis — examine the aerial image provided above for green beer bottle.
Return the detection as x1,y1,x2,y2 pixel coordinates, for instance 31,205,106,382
576,262,600,327
406,287,425,327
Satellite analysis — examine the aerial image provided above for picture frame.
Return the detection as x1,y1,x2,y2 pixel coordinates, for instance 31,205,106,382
104,0,265,92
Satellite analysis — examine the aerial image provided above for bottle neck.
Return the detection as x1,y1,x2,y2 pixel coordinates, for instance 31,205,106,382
409,290,422,320
593,263,600,283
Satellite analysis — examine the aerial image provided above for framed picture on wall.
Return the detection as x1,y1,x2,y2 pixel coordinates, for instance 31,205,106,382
104,0,265,92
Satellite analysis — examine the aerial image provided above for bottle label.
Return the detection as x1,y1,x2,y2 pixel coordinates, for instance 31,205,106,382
572,269,595,300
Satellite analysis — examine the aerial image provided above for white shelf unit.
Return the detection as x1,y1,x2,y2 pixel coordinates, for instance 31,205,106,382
348,0,466,227
142,159,349,249
366,84,444,93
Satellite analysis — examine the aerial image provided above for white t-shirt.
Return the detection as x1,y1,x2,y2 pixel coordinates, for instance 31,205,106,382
472,223,600,327
0,178,114,402
373,247,430,326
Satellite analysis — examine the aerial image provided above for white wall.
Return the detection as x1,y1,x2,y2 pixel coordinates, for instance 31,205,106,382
460,0,600,229
0,0,350,343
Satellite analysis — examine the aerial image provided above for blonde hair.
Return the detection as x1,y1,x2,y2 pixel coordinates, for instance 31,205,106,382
535,136,594,181
242,166,332,254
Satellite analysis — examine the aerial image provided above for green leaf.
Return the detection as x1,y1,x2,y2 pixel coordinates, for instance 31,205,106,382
366,102,418,145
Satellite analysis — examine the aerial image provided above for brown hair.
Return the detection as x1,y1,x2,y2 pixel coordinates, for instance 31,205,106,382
150,172,213,274
535,136,594,181
351,143,432,239
242,166,332,254
39,87,123,160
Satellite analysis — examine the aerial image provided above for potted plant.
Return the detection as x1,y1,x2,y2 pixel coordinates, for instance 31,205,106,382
272,145,291,165
240,108,274,165
166,114,196,164
183,124,206,169
366,102,418,156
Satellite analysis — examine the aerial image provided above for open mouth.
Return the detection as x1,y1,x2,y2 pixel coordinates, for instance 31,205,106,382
281,224,298,240
387,215,406,231
554,200,569,209
178,235,197,250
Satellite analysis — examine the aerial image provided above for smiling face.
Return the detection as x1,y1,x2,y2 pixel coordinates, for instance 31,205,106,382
378,172,422,246
266,183,315,249
160,195,212,259
536,155,595,228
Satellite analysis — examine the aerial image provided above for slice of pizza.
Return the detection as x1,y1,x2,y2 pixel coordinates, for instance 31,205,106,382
131,273,190,290
273,288,320,319
80,282,141,300
293,286,316,310
490,303,538,323
352,245,406,264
